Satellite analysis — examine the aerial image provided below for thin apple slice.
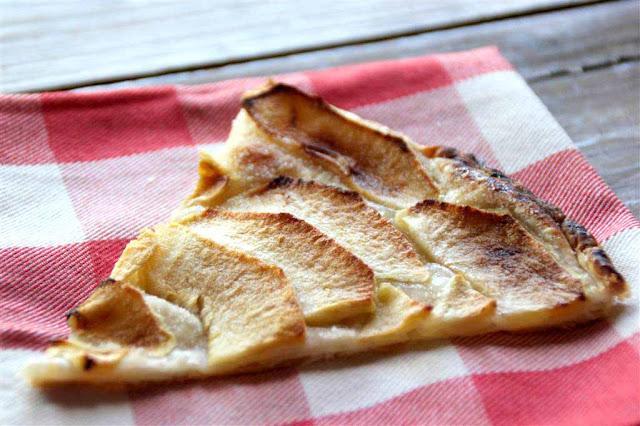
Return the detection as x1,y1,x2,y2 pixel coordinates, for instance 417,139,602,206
112,224,306,368
395,200,589,330
223,177,427,283
183,209,375,326
241,83,438,208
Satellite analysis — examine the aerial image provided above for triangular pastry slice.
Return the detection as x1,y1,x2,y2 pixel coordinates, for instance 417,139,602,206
25,82,627,386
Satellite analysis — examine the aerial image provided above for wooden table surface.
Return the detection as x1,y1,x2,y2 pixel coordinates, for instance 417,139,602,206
2,0,638,218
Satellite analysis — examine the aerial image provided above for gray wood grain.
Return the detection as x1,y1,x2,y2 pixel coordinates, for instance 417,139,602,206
87,0,639,88
531,62,640,219
78,1,639,218
1,0,603,92
4,1,636,219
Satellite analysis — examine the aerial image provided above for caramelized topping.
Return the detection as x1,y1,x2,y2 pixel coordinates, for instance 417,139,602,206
396,200,586,327
242,83,438,208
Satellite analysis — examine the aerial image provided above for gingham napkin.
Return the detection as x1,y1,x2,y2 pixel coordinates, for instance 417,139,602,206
1,47,638,426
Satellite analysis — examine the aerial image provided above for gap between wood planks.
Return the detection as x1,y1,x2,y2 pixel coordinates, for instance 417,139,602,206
528,53,640,82
19,0,632,92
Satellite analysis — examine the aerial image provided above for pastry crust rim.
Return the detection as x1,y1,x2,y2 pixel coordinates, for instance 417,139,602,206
421,146,627,298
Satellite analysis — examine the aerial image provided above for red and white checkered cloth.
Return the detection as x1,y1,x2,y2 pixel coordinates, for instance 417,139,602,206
1,47,638,425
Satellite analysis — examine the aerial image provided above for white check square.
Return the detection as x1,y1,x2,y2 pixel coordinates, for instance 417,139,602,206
456,71,574,173
604,228,640,339
299,341,468,417
60,147,199,240
0,164,84,248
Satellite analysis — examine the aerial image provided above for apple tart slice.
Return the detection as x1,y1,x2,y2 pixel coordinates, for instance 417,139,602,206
25,82,627,386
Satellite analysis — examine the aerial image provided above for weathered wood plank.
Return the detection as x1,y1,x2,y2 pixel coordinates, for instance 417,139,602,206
79,1,638,217
531,62,640,219
86,0,639,88
1,0,604,92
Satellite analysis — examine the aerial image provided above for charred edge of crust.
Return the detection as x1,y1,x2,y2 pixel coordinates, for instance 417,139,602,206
83,355,96,371
562,219,627,295
411,199,515,226
422,146,482,167
242,82,411,153
98,278,116,288
425,146,627,296
64,308,80,321
266,175,295,190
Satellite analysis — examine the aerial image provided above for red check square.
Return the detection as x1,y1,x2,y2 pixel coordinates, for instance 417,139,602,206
85,238,131,282
436,46,512,82
308,55,452,109
42,87,194,162
472,340,640,426
514,149,639,242
456,321,624,374
0,244,96,349
0,95,55,165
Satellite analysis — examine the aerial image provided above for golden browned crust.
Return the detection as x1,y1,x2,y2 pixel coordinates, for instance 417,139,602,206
422,146,627,298
242,82,438,208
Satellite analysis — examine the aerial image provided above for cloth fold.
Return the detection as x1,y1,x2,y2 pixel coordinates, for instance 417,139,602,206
1,46,638,426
